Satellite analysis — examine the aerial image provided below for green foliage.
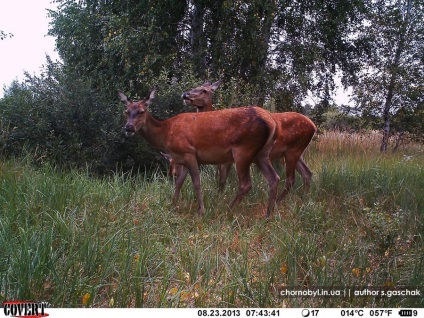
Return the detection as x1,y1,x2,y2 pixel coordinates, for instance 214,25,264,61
47,0,373,105
313,106,364,131
0,59,150,173
391,104,424,142
143,66,201,118
213,77,265,109
48,0,187,95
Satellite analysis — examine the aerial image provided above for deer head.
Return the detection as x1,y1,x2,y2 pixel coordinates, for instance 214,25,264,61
181,80,221,112
119,90,156,136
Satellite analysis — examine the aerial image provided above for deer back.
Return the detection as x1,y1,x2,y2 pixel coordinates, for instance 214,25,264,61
163,106,276,165
119,91,276,166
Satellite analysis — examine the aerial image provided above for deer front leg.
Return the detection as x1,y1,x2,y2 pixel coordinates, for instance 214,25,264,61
172,166,188,205
217,163,232,192
184,155,205,216
230,159,252,209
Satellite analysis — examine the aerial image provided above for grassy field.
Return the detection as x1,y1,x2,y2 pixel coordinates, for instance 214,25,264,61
0,131,423,308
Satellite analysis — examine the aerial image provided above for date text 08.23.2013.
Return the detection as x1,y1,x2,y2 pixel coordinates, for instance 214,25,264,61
197,309,280,317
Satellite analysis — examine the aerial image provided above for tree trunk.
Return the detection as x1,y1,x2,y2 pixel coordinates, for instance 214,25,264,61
190,1,205,78
380,0,412,152
380,78,394,152
257,11,274,107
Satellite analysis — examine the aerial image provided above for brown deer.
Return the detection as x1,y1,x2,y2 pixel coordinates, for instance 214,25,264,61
179,81,317,202
119,90,280,217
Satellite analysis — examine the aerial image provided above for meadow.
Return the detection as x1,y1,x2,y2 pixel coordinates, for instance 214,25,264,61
0,131,423,308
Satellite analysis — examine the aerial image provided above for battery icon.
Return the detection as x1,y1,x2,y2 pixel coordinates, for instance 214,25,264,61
399,310,413,317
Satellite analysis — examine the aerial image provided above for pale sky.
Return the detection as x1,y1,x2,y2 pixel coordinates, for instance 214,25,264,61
0,0,60,97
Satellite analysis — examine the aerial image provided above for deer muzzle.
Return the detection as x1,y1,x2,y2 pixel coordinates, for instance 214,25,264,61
124,123,136,136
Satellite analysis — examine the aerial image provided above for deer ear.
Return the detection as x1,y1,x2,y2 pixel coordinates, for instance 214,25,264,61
211,80,222,91
144,89,156,106
202,81,212,86
118,91,131,106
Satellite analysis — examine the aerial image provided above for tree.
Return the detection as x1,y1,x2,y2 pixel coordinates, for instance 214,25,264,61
351,0,424,151
270,0,368,110
48,0,187,97
48,0,369,109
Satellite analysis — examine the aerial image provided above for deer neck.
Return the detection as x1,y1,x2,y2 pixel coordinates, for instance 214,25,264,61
137,112,168,150
204,102,213,112
198,99,213,112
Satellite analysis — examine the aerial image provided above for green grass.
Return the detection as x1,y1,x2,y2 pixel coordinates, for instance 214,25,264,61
0,133,423,307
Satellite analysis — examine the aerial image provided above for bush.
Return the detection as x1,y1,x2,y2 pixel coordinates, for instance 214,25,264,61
0,60,209,175
0,61,136,173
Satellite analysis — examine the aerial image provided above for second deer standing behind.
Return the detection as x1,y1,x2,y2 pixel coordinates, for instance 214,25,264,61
172,81,317,202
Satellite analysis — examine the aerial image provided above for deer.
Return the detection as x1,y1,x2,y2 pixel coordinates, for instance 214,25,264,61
118,90,280,217
174,81,317,202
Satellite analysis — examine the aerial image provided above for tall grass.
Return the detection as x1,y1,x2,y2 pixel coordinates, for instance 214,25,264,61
0,132,423,307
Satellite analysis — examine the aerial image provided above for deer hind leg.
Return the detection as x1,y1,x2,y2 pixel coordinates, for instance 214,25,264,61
295,157,313,190
255,157,280,218
277,152,301,203
229,159,252,209
217,163,232,192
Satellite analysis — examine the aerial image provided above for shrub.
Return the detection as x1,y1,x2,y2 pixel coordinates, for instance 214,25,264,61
0,61,210,175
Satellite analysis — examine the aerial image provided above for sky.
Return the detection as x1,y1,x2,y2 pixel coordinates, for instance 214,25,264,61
0,1,352,105
0,0,60,97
